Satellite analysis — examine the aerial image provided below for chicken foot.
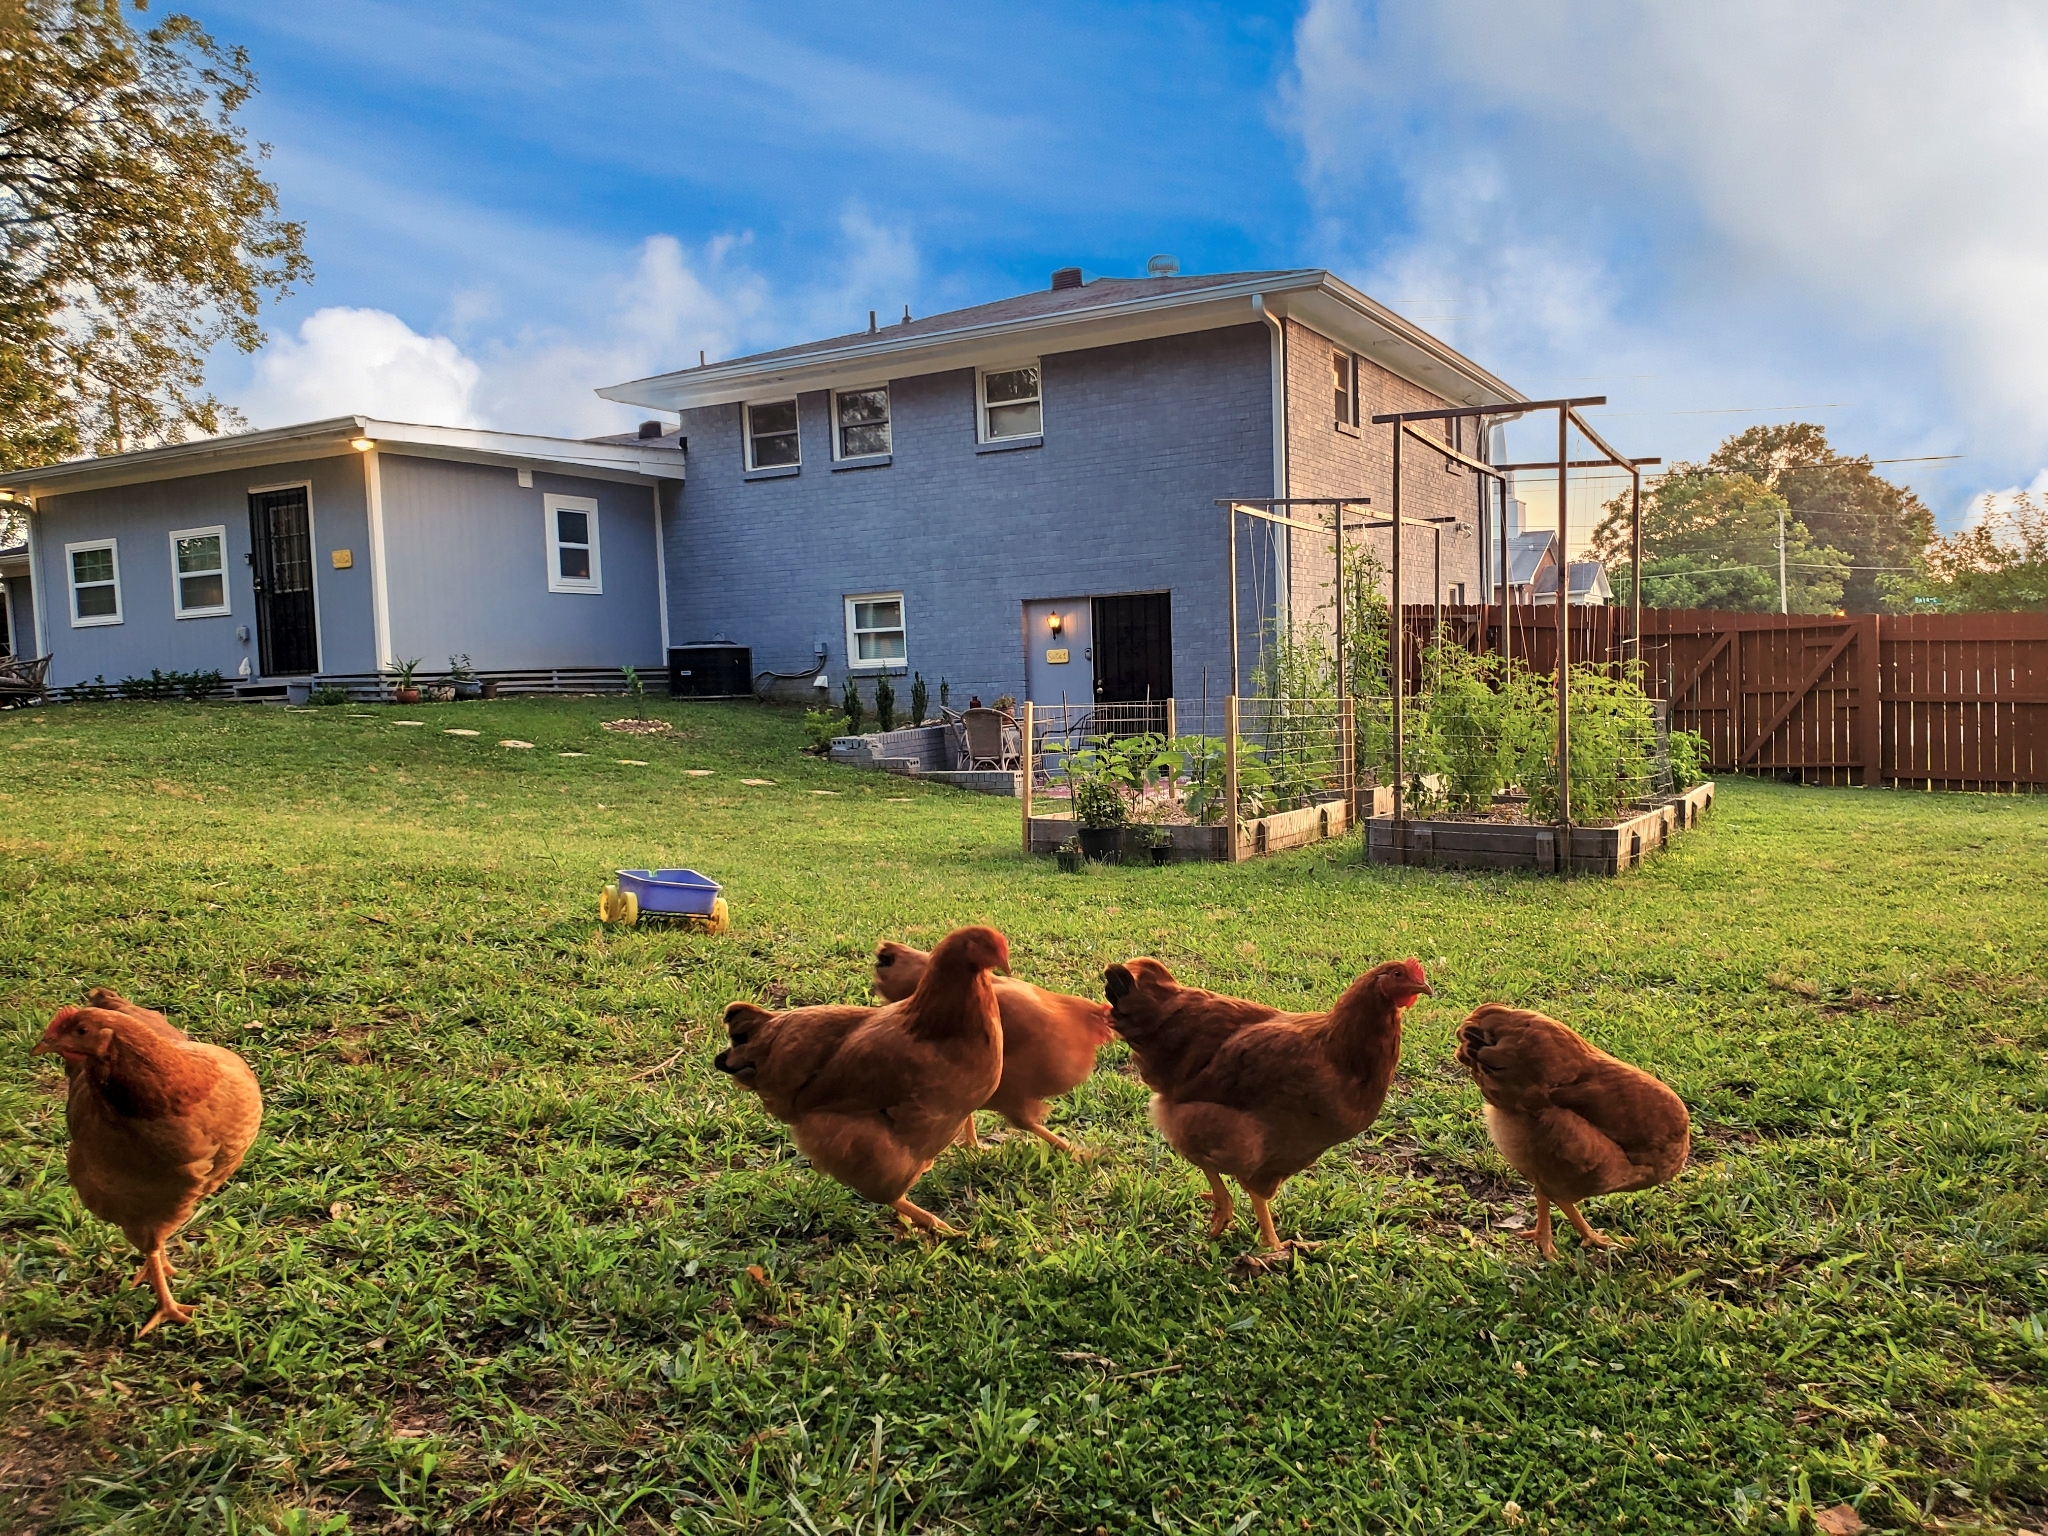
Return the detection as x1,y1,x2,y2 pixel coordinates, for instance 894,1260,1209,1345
1201,1169,1235,1238
953,1115,982,1149
134,1247,195,1337
1238,1191,1318,1270
890,1197,961,1238
1513,1191,1620,1260
128,1250,177,1287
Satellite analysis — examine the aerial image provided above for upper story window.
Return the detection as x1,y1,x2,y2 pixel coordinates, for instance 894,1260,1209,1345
978,364,1041,441
1333,350,1358,426
834,387,891,459
544,494,603,594
66,539,122,627
746,399,801,468
170,526,230,618
845,592,906,669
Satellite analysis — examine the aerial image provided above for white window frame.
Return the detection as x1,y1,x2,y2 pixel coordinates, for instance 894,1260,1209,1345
1334,349,1358,426
168,523,231,619
844,590,907,671
976,362,1042,443
65,538,123,628
745,398,802,470
544,493,603,595
831,384,892,460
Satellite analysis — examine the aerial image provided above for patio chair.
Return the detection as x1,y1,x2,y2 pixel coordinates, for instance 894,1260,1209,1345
962,707,1020,771
0,654,51,707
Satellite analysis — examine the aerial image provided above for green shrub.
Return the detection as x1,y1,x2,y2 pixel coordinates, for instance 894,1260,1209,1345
1515,665,1657,825
841,677,864,734
1071,774,1127,829
802,709,847,753
910,673,928,727
1668,728,1711,792
874,673,896,732
308,686,350,706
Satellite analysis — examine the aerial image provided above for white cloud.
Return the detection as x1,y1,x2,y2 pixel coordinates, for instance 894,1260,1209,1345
250,306,482,427
1283,1,2048,524
242,210,920,441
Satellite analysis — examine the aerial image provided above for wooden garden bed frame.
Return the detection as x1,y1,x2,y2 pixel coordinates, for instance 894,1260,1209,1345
1366,782,1715,876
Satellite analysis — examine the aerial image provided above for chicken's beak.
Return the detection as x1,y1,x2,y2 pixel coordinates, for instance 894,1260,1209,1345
28,1037,53,1056
1413,981,1435,998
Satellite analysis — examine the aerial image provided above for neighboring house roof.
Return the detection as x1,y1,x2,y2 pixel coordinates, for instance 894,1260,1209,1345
599,267,1530,416
0,541,27,578
0,416,687,501
1506,530,1558,587
1531,560,1614,604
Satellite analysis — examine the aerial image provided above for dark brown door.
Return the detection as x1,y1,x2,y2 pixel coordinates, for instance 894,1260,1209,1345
1091,591,1172,731
249,487,319,675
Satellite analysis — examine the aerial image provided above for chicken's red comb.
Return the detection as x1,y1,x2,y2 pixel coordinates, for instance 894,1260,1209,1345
1401,958,1428,987
48,1005,82,1028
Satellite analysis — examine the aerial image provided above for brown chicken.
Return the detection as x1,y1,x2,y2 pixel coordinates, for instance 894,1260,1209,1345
30,989,264,1335
1455,1004,1690,1259
716,925,1008,1234
873,940,1111,1155
1104,956,1433,1263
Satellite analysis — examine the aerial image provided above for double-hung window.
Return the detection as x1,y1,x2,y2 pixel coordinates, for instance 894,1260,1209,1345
746,399,801,468
170,526,230,618
544,494,603,594
66,539,122,627
1333,350,1358,426
978,364,1041,441
833,386,891,459
844,592,906,669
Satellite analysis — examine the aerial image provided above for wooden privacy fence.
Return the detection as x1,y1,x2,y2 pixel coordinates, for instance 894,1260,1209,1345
1401,605,2048,789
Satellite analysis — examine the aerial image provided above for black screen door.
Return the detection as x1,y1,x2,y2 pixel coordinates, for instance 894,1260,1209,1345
249,487,318,676
1091,591,1172,730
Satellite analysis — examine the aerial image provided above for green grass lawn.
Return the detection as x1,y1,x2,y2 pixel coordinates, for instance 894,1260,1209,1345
1,698,2044,1535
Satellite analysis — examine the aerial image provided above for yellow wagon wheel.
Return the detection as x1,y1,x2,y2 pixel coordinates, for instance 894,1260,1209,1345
599,885,641,925
686,896,731,935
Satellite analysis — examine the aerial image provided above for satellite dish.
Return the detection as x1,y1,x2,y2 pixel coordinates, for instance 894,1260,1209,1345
1146,254,1180,277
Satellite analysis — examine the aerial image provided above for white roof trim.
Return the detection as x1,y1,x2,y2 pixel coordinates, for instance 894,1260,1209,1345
0,415,686,500
600,270,1527,415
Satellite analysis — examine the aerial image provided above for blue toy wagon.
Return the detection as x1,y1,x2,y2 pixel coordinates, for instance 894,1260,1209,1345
599,868,729,931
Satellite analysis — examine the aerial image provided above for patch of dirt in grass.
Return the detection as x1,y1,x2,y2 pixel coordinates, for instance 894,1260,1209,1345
1356,1136,1523,1207
248,958,309,982
602,719,673,735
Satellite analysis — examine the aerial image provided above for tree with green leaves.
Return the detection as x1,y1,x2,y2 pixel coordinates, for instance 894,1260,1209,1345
0,0,310,469
1888,493,2048,612
1704,423,1934,612
1590,467,1849,613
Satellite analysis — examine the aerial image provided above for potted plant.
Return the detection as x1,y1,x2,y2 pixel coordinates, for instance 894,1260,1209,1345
1071,772,1128,863
1147,824,1174,866
447,653,480,700
1055,837,1085,874
387,656,423,705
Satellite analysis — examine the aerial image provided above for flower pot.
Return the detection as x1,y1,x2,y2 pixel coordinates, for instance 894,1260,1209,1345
1055,846,1085,874
480,679,500,700
1149,841,1173,866
1077,826,1124,864
395,687,420,704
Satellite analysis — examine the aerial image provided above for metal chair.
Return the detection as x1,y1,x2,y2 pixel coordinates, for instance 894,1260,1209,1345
963,708,1019,771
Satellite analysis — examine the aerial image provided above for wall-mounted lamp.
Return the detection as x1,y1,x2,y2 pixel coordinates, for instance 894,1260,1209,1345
1047,611,1064,636
349,436,375,452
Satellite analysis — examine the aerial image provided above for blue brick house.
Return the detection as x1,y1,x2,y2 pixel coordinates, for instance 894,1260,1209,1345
0,266,1526,707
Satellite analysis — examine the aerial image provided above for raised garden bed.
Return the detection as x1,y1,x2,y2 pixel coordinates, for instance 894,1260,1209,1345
1366,782,1715,875
1027,792,1365,863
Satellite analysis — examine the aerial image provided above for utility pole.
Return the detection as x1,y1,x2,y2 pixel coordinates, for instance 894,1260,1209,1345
1778,503,1788,615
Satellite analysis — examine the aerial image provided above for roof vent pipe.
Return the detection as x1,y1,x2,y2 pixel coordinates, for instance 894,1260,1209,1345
868,309,877,334
1050,266,1084,291
637,420,663,439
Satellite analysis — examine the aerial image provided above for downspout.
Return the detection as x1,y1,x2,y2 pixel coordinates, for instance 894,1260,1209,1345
1252,293,1289,643
363,444,393,671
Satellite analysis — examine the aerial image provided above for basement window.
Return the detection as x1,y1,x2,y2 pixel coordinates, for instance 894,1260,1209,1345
845,592,906,669
833,387,891,459
746,399,801,469
67,539,123,627
979,364,1041,441
170,526,230,618
544,494,602,594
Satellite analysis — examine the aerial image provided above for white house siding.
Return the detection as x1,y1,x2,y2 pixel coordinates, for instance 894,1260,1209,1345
375,454,663,671
27,453,376,691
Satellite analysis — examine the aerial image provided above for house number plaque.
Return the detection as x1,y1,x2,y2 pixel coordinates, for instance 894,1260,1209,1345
1045,647,1070,664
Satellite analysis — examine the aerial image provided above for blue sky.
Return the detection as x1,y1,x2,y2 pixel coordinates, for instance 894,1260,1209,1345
194,2,2048,536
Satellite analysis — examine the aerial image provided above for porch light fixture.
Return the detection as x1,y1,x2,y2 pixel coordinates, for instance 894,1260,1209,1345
1046,611,1064,636
350,436,375,451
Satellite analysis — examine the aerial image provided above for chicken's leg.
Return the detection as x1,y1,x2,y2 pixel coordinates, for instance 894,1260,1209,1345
953,1115,981,1149
1240,1188,1317,1268
1513,1191,1558,1260
1018,1118,1087,1159
134,1247,194,1337
1201,1169,1234,1238
890,1196,961,1238
1559,1200,1619,1250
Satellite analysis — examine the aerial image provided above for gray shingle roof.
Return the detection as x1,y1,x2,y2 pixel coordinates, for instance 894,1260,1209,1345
718,270,1309,371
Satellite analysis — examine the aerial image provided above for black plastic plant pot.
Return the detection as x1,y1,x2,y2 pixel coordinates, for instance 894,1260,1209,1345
1150,842,1173,866
1077,827,1124,864
1056,847,1086,874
